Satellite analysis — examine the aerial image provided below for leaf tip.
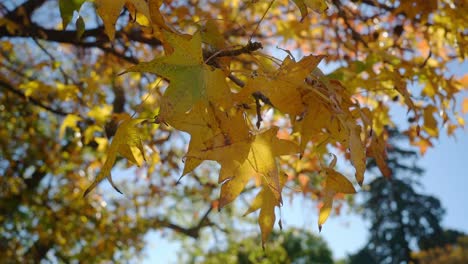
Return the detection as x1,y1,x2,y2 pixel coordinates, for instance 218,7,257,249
176,175,185,185
357,178,363,186
83,182,96,197
107,175,123,195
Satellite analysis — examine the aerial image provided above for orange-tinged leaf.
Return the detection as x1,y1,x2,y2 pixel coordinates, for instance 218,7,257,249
235,55,324,116
84,118,149,196
368,133,392,178
462,98,468,114
95,0,125,41
394,77,417,114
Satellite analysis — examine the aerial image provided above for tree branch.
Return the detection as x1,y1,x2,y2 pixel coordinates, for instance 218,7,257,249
150,205,214,239
0,78,70,116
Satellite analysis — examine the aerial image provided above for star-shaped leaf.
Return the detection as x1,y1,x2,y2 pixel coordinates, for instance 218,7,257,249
170,102,250,176
122,31,232,124
189,127,298,208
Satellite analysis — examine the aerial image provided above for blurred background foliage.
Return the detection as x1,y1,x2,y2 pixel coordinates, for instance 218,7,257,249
0,0,466,263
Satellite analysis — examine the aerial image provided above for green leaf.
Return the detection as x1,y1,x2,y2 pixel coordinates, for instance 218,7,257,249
76,16,85,40
59,0,85,29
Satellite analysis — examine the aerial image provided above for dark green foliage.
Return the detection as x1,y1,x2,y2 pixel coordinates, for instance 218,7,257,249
186,227,333,264
349,129,445,264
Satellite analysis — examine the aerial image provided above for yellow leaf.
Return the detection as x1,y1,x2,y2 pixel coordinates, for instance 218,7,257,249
323,168,356,194
235,55,324,116
201,20,226,49
423,105,439,137
95,0,151,41
84,118,148,196
294,94,331,153
87,105,112,124
148,0,176,33
189,127,298,208
318,191,334,231
346,120,366,185
318,168,356,230
95,0,125,41
83,125,103,145
244,173,288,246
59,114,82,139
172,102,250,176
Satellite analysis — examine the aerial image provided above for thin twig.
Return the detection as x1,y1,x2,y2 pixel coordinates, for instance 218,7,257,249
228,73,245,87
249,0,276,43
32,38,73,84
419,50,432,68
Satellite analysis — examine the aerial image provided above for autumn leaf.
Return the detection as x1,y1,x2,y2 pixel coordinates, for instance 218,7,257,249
84,118,150,196
121,31,232,125
318,168,356,231
423,105,439,137
463,98,468,115
148,0,178,33
59,114,82,139
171,102,250,176
294,94,332,153
344,119,366,185
368,133,392,178
235,55,324,116
95,0,151,41
188,127,298,209
244,173,288,247
58,0,85,29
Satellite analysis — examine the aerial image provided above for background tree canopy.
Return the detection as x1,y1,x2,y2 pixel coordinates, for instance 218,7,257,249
0,0,466,262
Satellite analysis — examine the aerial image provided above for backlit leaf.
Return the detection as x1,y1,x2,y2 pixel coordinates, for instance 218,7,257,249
122,31,232,124
84,118,149,196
